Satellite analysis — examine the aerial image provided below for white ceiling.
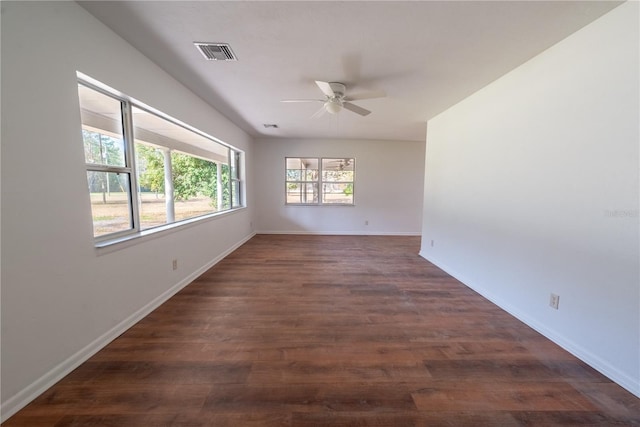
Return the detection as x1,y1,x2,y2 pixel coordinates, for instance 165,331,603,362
79,1,622,142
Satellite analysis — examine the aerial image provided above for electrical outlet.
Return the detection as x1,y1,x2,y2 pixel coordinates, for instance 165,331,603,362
430,240,434,247
549,293,560,310
172,259,178,270
365,220,369,226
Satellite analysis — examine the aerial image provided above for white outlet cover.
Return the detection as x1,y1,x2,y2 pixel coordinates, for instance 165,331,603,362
550,293,560,309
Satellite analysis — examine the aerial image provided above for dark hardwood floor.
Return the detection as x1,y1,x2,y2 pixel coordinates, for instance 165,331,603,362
4,235,639,426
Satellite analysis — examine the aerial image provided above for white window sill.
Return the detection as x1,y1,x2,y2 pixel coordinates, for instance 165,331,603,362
95,207,246,255
285,204,356,207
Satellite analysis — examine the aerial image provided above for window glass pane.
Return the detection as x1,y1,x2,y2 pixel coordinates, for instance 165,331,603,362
171,151,217,221
230,150,239,179
286,158,318,183
322,158,354,181
135,143,167,229
303,158,319,169
287,182,318,204
323,169,354,182
230,151,242,208
322,183,354,204
78,85,126,166
302,158,319,180
286,158,302,169
286,169,302,181
87,171,132,236
220,163,231,210
231,180,241,208
131,106,229,162
131,106,234,224
286,157,319,170
82,130,126,167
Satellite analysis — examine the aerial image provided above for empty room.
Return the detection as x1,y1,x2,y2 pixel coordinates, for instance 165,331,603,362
1,1,638,425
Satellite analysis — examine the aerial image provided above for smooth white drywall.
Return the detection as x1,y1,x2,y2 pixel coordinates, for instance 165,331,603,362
1,1,255,419
421,2,639,396
254,138,425,235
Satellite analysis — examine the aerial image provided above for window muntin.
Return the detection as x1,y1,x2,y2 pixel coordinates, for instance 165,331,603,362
78,77,244,242
285,157,355,205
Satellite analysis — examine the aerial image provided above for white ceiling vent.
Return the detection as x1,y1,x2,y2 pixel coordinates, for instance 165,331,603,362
194,42,237,61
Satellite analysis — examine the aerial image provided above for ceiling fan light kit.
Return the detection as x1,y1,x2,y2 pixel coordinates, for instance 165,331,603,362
325,99,343,114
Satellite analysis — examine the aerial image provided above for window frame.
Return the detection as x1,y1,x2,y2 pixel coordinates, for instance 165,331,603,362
285,157,355,206
78,74,244,245
130,104,233,226
230,149,242,209
79,82,139,241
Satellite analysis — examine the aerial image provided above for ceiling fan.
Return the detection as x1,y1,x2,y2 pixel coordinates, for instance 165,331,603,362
281,81,385,117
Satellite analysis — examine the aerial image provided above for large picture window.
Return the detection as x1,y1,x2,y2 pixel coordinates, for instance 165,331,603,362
286,157,354,205
78,77,243,243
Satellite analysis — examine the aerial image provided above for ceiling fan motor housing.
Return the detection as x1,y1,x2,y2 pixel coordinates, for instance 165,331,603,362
324,82,346,114
328,82,346,98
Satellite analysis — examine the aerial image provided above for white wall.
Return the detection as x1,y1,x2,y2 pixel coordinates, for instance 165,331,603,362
254,138,425,235
1,1,255,419
421,2,639,396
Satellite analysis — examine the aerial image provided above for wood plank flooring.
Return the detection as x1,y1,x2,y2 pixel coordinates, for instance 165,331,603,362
4,235,639,426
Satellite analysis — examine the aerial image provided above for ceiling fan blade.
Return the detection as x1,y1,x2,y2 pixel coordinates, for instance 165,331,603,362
315,80,335,98
344,90,387,101
343,102,371,116
281,99,324,103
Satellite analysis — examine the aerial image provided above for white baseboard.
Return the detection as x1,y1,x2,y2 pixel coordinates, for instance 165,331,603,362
419,251,640,398
0,232,256,423
257,230,422,236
